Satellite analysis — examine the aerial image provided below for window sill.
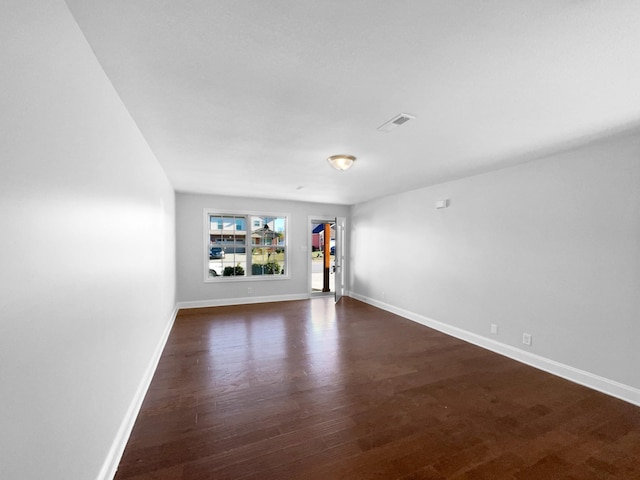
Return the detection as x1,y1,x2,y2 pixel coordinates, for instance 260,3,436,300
204,275,291,284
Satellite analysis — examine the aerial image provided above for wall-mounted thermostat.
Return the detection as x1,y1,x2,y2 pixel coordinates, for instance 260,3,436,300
435,199,449,209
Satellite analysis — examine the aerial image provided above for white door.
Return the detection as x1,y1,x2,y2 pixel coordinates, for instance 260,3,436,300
334,217,346,303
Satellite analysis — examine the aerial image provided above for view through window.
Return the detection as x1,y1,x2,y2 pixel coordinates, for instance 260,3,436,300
206,212,287,280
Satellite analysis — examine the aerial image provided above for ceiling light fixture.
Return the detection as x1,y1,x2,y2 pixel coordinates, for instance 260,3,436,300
327,154,356,171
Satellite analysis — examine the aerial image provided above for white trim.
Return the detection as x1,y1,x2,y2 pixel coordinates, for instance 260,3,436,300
349,291,640,408
335,216,346,302
177,293,310,310
96,305,179,480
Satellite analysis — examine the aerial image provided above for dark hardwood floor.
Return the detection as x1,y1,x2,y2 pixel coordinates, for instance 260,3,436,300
115,297,640,479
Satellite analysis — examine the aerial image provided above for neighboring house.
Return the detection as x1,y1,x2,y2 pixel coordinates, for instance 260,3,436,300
209,217,283,252
311,223,335,251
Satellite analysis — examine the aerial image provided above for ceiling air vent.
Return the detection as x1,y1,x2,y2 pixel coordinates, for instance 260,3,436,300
377,113,416,133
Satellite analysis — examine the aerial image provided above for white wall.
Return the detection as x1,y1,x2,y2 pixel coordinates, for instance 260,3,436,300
176,193,349,305
350,131,640,400
0,2,176,479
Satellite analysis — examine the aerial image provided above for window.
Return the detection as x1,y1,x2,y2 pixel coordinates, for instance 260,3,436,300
205,210,288,280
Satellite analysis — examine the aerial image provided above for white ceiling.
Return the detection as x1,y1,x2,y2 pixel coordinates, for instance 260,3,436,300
64,0,640,205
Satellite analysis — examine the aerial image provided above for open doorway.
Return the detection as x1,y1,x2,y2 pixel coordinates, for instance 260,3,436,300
309,219,335,295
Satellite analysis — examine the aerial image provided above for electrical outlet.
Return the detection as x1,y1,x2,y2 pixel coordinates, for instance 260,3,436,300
522,333,532,346
247,287,252,294
490,324,498,335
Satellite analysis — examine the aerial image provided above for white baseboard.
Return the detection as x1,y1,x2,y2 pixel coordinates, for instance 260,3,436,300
97,305,179,480
349,292,640,408
177,293,310,310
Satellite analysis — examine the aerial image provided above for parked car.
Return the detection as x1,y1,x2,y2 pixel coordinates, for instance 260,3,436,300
330,246,335,256
209,247,225,259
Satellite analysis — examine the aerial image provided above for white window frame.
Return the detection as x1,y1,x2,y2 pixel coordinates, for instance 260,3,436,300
203,208,290,282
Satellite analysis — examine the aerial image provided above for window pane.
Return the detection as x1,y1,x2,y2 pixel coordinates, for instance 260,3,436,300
208,215,224,277
250,215,286,275
208,214,247,277
226,215,246,276
210,216,222,230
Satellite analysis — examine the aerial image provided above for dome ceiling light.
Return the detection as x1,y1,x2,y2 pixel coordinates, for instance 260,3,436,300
327,154,356,171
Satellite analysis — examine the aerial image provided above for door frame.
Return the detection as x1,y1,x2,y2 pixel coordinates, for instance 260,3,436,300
334,216,346,303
